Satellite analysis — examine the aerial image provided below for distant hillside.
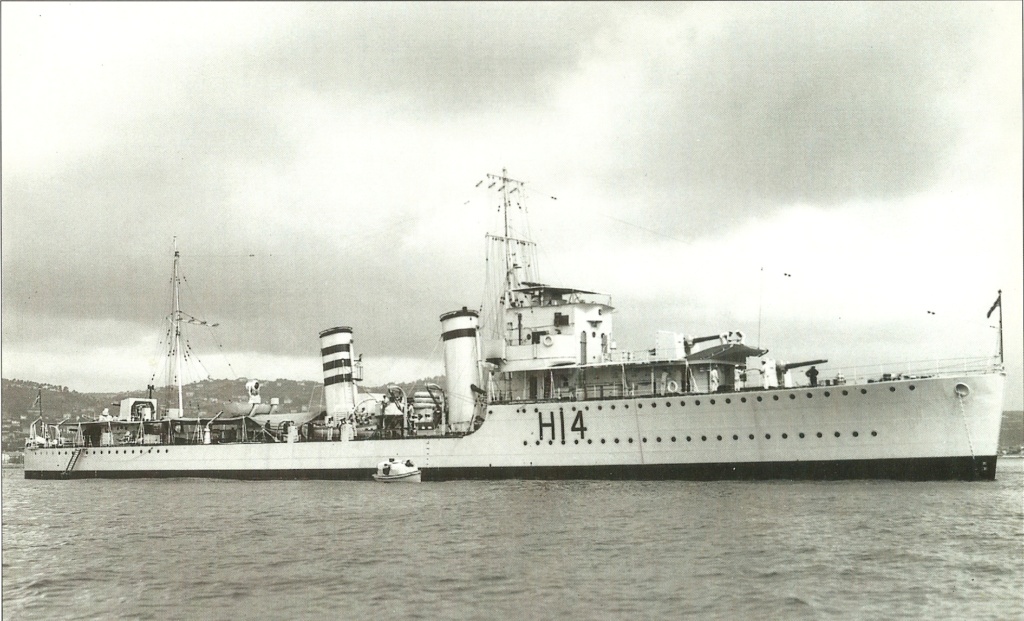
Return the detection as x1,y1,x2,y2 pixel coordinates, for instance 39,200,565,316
1001,411,1024,451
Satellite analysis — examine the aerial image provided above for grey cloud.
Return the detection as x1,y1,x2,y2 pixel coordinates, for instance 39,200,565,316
596,3,983,234
254,3,615,114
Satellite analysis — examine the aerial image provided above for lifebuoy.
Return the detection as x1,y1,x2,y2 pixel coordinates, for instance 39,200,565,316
542,335,554,347
666,380,680,393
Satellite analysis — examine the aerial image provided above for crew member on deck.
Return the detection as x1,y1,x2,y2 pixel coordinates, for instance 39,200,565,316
806,366,819,388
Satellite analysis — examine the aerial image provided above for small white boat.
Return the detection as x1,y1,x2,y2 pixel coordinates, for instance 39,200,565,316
373,458,422,483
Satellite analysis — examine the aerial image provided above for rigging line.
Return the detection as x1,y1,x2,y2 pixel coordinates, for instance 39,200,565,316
149,325,174,385
184,339,213,380
595,211,688,244
178,266,237,379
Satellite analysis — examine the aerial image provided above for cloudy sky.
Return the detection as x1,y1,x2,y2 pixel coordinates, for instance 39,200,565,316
2,2,1021,407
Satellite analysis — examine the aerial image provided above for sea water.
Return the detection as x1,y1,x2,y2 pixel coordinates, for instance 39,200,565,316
3,460,1022,620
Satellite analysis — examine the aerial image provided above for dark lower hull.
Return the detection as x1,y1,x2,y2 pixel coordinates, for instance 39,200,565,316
26,455,998,481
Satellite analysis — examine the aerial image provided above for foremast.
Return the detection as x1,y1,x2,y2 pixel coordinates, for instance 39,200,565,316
171,239,184,417
481,169,539,337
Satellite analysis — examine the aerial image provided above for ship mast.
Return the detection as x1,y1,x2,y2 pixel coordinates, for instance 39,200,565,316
172,239,184,417
478,169,540,362
485,168,532,304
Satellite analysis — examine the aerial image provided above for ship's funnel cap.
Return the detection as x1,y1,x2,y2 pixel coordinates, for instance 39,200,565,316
440,307,478,321
319,326,353,338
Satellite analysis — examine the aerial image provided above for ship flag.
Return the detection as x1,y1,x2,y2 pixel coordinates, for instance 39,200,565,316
986,291,1001,318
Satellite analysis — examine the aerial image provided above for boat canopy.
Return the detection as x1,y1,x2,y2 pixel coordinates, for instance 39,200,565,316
687,343,767,364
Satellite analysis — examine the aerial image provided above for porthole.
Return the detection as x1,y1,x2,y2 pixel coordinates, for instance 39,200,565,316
638,404,643,409
650,403,656,409
571,406,576,411
524,441,529,446
627,438,633,444
623,404,629,409
889,386,896,392
710,399,716,405
842,390,849,396
860,389,867,394
656,437,662,442
806,393,812,399
611,405,616,410
756,396,763,402
824,391,830,397
834,431,841,437
817,432,823,438
782,433,788,439
726,398,731,404
716,435,722,441
587,439,593,444
601,439,606,444
680,401,686,407
765,434,771,440
741,397,747,403
574,439,579,445
773,395,779,401
671,436,677,442
732,435,738,440
585,406,590,411
598,406,602,411
799,432,805,438
909,385,916,391
666,402,672,408
548,440,553,445
749,434,754,440
614,438,620,444
701,436,707,441
561,440,565,445
871,431,877,437
789,394,796,400
695,400,701,406
852,432,859,437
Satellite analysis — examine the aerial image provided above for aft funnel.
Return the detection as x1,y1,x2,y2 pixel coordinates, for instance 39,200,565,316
319,327,357,418
440,308,481,433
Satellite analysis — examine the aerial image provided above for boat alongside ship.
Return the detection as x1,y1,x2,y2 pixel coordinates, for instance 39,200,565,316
24,171,1006,481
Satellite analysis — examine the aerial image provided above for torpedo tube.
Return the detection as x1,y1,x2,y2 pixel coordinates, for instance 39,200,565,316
440,308,480,433
319,326,357,418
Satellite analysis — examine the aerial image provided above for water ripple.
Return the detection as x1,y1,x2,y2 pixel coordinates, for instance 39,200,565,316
3,461,1023,620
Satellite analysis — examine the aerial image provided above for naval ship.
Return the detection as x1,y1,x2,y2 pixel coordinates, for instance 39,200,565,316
24,172,1006,481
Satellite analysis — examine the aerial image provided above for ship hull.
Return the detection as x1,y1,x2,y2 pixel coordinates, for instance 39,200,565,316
25,372,1005,481
26,455,996,481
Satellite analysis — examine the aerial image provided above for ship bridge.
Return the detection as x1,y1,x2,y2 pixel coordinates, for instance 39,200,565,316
486,281,616,372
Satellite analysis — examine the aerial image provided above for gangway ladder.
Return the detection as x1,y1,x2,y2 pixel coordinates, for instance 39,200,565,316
62,447,85,477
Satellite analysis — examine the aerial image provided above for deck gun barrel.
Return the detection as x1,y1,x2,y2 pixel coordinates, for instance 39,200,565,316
780,359,828,371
